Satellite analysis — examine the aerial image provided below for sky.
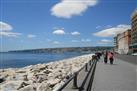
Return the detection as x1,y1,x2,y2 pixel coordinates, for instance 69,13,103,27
0,0,136,52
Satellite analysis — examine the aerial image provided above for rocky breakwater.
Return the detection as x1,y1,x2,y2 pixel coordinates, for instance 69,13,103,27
0,54,93,91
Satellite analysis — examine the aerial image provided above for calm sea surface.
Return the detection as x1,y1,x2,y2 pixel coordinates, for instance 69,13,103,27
0,52,87,69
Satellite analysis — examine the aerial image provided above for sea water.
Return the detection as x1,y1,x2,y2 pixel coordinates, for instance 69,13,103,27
0,52,87,69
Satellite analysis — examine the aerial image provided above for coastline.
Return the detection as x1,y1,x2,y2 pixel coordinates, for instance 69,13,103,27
0,52,85,69
0,53,94,91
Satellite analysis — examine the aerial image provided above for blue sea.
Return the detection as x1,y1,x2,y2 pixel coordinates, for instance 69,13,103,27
0,52,87,69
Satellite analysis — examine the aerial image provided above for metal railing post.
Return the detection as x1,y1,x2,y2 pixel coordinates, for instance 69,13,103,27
56,59,96,91
85,63,88,72
89,60,92,66
72,72,78,89
79,60,96,91
87,60,97,91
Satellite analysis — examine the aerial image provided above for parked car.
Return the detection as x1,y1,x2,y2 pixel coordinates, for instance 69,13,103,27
132,53,137,56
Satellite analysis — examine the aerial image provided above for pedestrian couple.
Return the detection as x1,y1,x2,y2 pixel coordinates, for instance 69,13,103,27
104,51,114,64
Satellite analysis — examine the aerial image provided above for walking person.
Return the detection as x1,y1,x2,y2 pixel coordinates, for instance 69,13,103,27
92,55,98,61
95,53,99,61
108,52,114,64
95,52,101,61
104,51,108,64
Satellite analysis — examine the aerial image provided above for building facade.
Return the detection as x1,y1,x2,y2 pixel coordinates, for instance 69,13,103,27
116,29,131,54
114,9,137,54
114,36,118,52
131,9,137,53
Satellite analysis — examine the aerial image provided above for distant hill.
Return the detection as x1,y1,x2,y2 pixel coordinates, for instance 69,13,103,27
8,46,113,54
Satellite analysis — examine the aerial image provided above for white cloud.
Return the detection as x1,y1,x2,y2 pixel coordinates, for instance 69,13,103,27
96,25,112,29
53,29,65,35
93,24,131,37
0,21,21,37
27,34,36,38
105,25,112,28
71,31,80,35
53,41,60,44
46,39,52,42
0,32,21,37
51,0,98,18
98,39,112,45
71,40,79,42
81,39,91,42
0,21,13,31
101,39,111,43
96,26,101,29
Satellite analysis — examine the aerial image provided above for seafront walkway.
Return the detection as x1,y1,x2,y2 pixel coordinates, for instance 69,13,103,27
61,55,137,91
91,56,136,91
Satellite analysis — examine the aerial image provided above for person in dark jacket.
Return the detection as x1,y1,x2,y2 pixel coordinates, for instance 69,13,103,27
104,51,108,64
108,52,114,64
92,55,98,61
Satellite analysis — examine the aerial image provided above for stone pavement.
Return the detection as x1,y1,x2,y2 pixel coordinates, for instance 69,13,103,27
91,57,137,91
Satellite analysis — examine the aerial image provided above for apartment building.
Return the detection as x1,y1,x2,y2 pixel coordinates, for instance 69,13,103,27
116,30,131,54
130,9,137,53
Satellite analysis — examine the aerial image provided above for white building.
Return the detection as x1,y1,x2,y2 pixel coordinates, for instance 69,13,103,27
117,30,131,54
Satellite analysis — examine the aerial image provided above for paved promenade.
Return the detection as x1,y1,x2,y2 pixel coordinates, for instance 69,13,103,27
61,56,136,91
114,54,137,65
92,57,137,91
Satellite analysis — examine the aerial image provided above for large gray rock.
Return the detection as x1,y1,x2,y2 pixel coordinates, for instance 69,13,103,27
37,82,52,91
47,78,61,86
0,81,22,91
19,85,36,91
0,54,94,91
